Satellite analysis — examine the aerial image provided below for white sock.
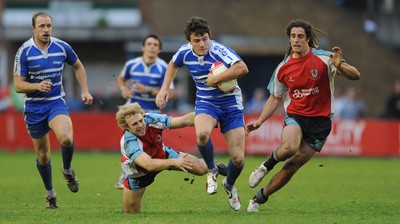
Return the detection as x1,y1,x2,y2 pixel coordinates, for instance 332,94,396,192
46,189,56,198
62,167,71,174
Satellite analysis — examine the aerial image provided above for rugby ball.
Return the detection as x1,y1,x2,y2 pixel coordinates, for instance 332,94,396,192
209,62,237,93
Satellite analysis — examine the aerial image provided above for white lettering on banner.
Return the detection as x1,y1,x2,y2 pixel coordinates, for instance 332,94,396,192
246,118,367,156
324,120,366,155
327,120,366,144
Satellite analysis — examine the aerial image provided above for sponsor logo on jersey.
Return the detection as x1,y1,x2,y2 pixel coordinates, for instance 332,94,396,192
213,46,228,56
292,87,320,99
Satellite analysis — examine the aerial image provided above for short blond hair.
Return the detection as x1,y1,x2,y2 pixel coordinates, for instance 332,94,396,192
115,102,145,129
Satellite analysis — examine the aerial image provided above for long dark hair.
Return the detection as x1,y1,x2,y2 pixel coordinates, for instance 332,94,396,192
284,19,327,58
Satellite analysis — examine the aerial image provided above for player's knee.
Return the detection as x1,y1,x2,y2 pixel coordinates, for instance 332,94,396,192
231,155,244,167
59,136,74,147
279,144,297,159
196,133,210,146
37,152,50,164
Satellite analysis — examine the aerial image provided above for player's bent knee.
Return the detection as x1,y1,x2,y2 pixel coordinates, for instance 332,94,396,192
279,145,297,158
196,133,210,145
230,155,244,167
59,137,74,147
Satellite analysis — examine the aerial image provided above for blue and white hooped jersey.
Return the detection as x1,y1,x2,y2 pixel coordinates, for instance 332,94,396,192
119,57,173,113
120,113,172,178
172,40,243,109
14,37,78,106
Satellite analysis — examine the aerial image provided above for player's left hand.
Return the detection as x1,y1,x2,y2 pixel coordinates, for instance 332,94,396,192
81,91,93,105
206,73,218,87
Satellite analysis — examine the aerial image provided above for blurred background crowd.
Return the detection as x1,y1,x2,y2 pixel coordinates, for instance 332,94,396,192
0,0,399,120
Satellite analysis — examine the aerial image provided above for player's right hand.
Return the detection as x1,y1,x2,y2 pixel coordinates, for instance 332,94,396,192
245,121,262,136
81,91,93,105
175,154,193,172
155,89,169,109
121,88,134,99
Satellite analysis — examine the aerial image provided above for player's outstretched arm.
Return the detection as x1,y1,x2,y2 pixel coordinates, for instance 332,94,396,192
134,152,193,172
170,112,195,129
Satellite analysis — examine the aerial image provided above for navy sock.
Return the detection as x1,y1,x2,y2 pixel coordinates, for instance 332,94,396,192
263,148,279,171
254,188,269,204
226,159,244,187
197,139,215,170
61,142,74,170
36,159,53,191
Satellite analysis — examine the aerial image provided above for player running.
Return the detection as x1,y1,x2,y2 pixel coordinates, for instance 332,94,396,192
245,19,361,212
156,16,249,211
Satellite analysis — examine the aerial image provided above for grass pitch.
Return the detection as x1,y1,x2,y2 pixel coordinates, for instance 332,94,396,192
0,151,399,224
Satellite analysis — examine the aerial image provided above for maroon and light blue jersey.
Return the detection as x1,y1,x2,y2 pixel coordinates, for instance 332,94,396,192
268,48,338,117
120,113,177,179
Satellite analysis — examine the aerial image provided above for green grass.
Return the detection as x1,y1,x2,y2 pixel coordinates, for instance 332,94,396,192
0,151,399,224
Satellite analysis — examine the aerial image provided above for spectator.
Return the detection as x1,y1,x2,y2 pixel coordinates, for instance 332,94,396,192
381,79,400,119
362,14,377,36
244,87,267,115
335,86,367,119
65,97,85,111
